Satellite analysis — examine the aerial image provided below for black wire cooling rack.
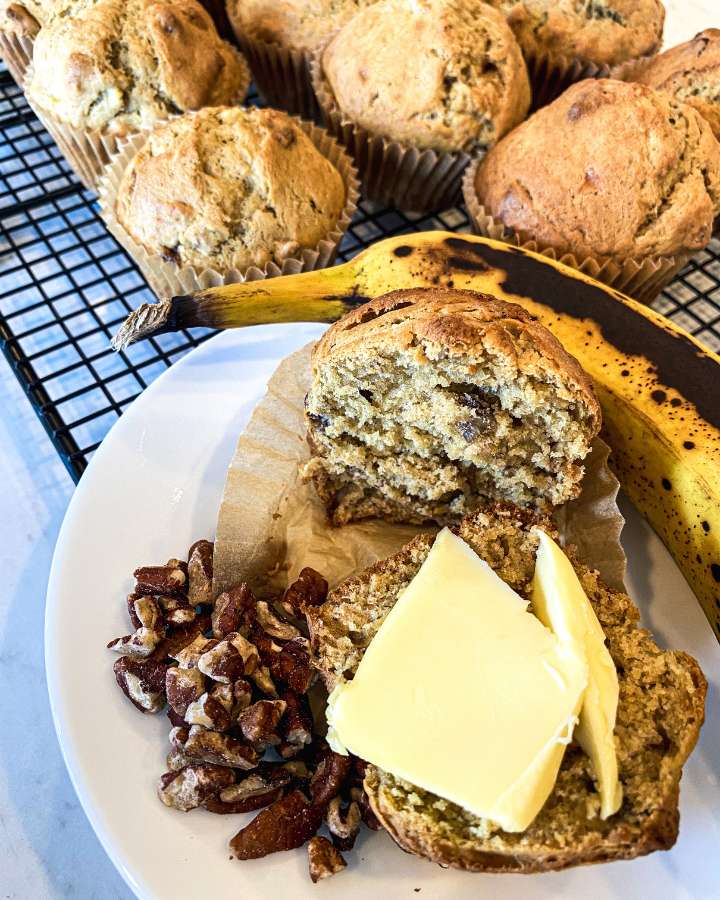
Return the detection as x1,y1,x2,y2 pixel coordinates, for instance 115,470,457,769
2,64,720,483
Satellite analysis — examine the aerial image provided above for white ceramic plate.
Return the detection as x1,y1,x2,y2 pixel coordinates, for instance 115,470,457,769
46,324,720,900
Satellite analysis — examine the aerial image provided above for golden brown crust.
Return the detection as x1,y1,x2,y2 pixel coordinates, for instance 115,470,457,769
474,78,720,261
26,0,249,134
487,0,665,68
320,0,531,153
115,107,346,272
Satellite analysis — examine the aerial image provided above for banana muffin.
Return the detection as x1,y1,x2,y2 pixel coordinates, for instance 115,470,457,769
632,29,720,142
487,0,665,68
113,107,347,274
304,287,601,525
26,0,249,136
471,79,720,263
318,0,531,154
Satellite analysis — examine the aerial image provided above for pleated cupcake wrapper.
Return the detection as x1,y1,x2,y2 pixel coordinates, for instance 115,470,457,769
0,30,34,86
234,32,320,122
97,117,360,299
462,158,690,304
23,48,251,192
311,55,472,214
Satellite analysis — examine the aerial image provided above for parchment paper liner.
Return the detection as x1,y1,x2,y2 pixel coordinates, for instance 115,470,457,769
98,118,359,299
213,343,627,600
23,47,251,192
232,31,321,123
462,158,691,304
311,54,472,214
0,31,34,87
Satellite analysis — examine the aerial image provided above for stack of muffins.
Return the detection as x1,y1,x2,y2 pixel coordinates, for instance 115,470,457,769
2,0,720,304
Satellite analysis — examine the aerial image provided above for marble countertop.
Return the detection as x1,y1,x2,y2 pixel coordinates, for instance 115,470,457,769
0,2,717,897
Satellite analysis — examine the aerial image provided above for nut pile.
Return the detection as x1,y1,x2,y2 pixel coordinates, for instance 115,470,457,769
107,540,379,882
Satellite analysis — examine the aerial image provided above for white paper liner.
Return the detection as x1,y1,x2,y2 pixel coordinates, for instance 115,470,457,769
213,342,627,601
462,158,691,304
0,30,34,86
23,48,251,192
311,54,472,214
97,117,359,298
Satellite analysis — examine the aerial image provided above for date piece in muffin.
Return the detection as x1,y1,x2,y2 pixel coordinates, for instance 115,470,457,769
304,287,601,525
473,79,720,262
320,0,531,154
488,0,665,68
633,29,720,142
115,107,346,273
26,0,248,136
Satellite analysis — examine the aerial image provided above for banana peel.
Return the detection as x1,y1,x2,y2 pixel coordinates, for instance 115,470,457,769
113,231,720,643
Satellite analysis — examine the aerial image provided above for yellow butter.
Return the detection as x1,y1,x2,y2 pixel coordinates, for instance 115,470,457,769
327,528,588,832
531,529,622,819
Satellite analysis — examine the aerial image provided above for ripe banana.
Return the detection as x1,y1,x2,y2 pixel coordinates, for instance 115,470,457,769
113,231,720,642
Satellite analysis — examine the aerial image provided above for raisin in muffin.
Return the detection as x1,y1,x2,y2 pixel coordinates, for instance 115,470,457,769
318,0,531,154
26,0,249,136
631,29,720,142
304,287,601,525
471,79,720,263
488,0,665,69
113,107,348,275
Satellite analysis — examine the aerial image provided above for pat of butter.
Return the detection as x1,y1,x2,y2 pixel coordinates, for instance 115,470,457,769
327,528,588,832
532,529,622,819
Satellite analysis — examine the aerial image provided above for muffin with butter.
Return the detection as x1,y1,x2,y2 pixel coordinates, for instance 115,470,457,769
313,0,531,212
25,0,250,189
100,106,358,297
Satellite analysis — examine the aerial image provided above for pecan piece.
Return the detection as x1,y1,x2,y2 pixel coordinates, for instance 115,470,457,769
255,601,300,641
229,790,323,860
308,836,346,882
165,666,205,717
250,665,278,698
172,724,258,769
108,596,164,658
350,785,381,831
277,637,314,694
167,747,193,771
113,657,167,712
211,584,256,638
279,691,313,751
310,750,352,809
154,611,211,659
232,678,253,714
185,692,232,731
157,595,196,626
187,539,213,606
205,768,289,814
197,639,244,684
326,796,361,851
281,568,328,617
135,563,187,597
171,634,216,669
238,699,287,749
157,764,234,811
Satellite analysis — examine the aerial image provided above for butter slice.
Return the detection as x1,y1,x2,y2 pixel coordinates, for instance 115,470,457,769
531,529,622,819
327,528,588,832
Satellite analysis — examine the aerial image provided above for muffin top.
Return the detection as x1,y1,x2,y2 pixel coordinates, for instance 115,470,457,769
226,0,377,52
27,0,248,134
487,0,665,68
320,0,531,153
115,107,347,273
0,0,54,38
474,79,720,261
634,29,720,141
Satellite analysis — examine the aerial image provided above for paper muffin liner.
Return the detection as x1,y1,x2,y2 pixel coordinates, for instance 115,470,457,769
23,48,251,192
462,158,691,304
311,55,472,214
233,31,320,122
0,30,34,86
97,117,360,298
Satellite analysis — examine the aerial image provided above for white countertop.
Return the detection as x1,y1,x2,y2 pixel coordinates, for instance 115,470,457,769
0,3,717,897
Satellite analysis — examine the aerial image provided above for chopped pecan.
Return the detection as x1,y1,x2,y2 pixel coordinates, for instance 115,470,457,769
205,768,289,814
210,682,234,713
165,666,206,717
167,706,186,728
108,596,164,657
279,691,313,751
280,760,311,781
250,665,278,698
171,634,216,669
308,836,346,882
157,764,234,811
281,568,328,617
135,563,187,597
232,678,253,714
185,691,232,731
229,790,323,860
187,539,213,606
238,699,287,749
172,724,258,769
197,638,244,684
326,796,361,851
255,601,300,641
155,611,211,658
211,584,256,638
277,637,314,694
113,657,167,712
166,747,193,771
157,595,196,626
350,785,381,831
310,750,352,809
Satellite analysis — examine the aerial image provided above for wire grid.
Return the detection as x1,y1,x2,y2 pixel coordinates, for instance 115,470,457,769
2,66,720,483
